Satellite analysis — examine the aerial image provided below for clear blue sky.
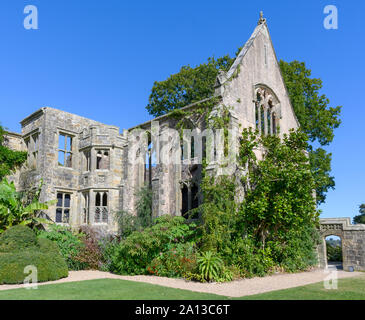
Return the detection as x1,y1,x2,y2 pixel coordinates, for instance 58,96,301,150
0,0,364,220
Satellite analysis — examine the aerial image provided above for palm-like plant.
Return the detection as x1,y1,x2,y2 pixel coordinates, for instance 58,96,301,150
0,179,54,233
197,251,224,281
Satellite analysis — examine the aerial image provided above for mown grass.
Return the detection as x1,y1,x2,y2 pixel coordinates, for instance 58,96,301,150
0,278,228,300
0,274,364,300
239,274,365,300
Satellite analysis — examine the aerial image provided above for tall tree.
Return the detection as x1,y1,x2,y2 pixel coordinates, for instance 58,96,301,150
353,204,365,224
279,60,341,204
146,54,341,205
147,55,235,117
0,125,27,179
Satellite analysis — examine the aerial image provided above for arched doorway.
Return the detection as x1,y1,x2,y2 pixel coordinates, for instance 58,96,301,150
325,235,343,270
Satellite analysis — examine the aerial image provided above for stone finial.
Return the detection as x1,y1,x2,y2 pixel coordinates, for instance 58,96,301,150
258,11,266,25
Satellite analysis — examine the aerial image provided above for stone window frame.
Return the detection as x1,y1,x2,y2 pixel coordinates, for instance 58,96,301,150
58,131,74,168
23,129,40,170
83,149,91,172
81,191,90,225
94,190,108,224
253,85,280,135
55,191,72,224
95,149,110,171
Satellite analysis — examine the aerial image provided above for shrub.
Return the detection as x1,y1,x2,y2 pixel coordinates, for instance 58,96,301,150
147,242,198,278
37,224,85,270
0,251,68,284
0,225,38,253
0,225,68,284
72,226,103,270
110,215,198,275
38,237,61,254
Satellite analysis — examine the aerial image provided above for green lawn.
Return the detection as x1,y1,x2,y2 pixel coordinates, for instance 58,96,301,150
0,279,228,300
239,274,365,300
0,275,364,300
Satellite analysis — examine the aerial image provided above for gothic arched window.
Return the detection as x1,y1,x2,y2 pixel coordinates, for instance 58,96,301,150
254,86,279,135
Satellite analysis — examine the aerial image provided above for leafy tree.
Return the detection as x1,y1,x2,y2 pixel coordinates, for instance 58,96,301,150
146,55,341,205
353,204,365,224
238,128,320,250
198,128,320,274
0,125,27,179
146,55,235,117
279,60,341,204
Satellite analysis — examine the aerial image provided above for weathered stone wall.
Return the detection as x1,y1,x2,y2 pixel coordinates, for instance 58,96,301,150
319,218,365,271
7,107,126,233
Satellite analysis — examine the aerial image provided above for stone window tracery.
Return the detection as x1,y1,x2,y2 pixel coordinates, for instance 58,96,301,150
254,87,279,135
95,191,108,223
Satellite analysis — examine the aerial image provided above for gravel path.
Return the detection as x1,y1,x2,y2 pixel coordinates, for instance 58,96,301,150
0,268,361,297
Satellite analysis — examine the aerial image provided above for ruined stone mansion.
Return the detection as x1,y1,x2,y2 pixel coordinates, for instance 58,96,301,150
5,14,300,233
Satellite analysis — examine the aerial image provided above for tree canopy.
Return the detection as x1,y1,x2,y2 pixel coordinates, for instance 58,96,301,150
353,204,365,224
0,125,27,180
146,52,341,204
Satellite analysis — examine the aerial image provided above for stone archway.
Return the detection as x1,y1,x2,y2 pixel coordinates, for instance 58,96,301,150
319,218,365,271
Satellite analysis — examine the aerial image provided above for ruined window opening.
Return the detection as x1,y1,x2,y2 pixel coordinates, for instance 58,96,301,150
191,136,195,158
56,192,71,223
96,150,110,170
260,105,265,135
83,150,91,172
181,185,189,217
32,133,39,165
58,133,73,168
95,191,108,223
202,136,207,160
191,184,199,210
255,88,279,136
181,183,199,219
82,192,89,224
24,137,31,166
144,141,153,186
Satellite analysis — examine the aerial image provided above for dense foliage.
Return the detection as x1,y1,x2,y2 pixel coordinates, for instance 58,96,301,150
109,215,199,277
147,55,235,117
0,225,68,284
37,224,86,270
197,128,320,278
37,225,110,271
0,125,27,180
0,178,54,233
353,204,365,224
